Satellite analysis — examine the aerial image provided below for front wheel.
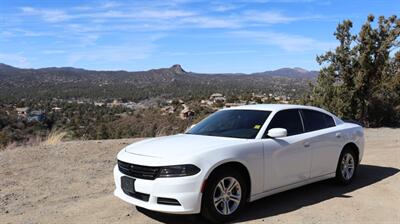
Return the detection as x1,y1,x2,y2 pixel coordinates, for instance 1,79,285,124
335,148,358,184
201,167,247,223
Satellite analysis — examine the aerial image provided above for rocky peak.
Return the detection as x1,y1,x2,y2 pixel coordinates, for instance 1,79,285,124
169,64,186,74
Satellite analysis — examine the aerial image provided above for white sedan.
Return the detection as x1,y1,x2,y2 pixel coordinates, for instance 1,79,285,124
114,104,364,223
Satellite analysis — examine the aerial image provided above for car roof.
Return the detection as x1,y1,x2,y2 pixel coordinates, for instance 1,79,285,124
223,104,344,126
223,104,329,113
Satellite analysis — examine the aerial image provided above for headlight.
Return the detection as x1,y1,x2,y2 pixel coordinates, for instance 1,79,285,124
158,165,201,178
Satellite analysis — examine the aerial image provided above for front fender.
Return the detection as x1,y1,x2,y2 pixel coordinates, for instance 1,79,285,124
195,141,264,198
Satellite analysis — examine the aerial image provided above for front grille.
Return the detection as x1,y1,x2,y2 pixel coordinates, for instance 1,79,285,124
118,160,160,180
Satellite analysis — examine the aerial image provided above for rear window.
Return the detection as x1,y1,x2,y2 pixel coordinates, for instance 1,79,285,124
301,109,335,132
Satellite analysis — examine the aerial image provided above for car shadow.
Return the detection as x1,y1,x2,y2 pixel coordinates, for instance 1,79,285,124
136,164,399,224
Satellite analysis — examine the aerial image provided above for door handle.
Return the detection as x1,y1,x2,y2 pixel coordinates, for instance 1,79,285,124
304,142,310,147
336,132,341,138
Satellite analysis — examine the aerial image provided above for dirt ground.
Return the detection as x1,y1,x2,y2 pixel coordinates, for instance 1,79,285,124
0,128,399,224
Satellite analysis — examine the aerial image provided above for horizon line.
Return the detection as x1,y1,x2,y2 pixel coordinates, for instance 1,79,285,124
0,62,319,74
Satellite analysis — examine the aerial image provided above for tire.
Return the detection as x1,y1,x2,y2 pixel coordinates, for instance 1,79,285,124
201,167,248,223
335,148,358,185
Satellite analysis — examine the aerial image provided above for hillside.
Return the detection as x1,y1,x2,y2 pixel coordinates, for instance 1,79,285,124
0,63,318,147
0,63,317,102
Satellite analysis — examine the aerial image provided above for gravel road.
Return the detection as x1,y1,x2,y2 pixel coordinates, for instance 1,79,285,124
1,128,399,223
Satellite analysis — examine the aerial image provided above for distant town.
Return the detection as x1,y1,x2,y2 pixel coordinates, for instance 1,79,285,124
12,91,294,122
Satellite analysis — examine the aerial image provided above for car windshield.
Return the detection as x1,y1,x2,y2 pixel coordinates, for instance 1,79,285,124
186,109,271,139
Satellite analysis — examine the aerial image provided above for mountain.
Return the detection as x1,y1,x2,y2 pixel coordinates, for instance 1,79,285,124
0,63,317,102
0,63,317,80
253,67,318,79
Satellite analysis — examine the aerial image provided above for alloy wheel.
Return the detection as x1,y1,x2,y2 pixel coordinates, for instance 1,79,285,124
341,153,355,180
213,177,242,215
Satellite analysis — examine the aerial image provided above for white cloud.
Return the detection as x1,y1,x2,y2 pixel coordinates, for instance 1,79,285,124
204,50,257,55
78,34,100,46
20,6,195,22
212,3,241,12
243,11,297,24
242,10,322,24
179,16,240,28
74,9,195,20
231,30,335,51
10,2,336,69
0,30,15,38
21,7,71,22
74,1,122,11
66,43,155,66
20,6,35,13
134,9,196,19
100,1,123,9
0,53,31,67
12,28,54,37
168,50,257,56
17,3,324,33
42,50,66,54
235,0,321,3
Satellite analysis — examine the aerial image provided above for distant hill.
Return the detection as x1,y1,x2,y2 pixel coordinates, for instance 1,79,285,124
0,63,317,102
253,67,318,79
0,63,317,80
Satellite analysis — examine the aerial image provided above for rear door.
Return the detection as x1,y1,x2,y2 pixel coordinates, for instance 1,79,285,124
300,109,344,178
262,109,311,190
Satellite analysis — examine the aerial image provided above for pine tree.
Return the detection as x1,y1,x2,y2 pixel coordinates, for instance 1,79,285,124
309,15,400,127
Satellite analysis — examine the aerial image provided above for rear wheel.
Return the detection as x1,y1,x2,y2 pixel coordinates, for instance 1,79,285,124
335,148,358,184
201,167,247,223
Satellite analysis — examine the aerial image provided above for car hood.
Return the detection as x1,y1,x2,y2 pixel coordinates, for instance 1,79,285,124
124,134,245,159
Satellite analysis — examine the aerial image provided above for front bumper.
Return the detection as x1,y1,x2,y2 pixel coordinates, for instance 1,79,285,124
113,165,203,214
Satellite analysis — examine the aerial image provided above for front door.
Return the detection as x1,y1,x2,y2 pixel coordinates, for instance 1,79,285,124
261,109,311,191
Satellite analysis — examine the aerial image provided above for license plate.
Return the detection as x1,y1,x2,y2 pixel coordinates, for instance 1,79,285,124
121,176,135,193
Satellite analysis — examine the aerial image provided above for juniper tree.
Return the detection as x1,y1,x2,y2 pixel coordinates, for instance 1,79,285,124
310,15,400,127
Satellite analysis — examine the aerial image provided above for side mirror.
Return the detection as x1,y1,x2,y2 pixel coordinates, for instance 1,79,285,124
268,128,287,138
185,124,196,133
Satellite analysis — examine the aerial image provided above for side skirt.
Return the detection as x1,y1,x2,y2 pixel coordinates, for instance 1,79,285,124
249,173,335,202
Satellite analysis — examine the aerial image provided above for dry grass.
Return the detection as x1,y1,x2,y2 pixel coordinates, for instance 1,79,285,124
4,135,42,150
43,130,67,145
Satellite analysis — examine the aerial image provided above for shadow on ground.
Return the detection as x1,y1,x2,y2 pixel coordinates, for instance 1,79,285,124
137,164,399,223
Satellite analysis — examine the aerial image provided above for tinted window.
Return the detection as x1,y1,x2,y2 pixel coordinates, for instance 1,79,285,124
325,115,336,127
264,109,303,137
301,109,336,132
187,110,271,139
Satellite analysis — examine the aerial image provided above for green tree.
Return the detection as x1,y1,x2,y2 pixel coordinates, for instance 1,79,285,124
309,15,400,127
0,131,10,148
96,124,109,139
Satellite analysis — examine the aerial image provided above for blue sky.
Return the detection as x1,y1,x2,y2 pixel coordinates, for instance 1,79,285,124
0,0,398,73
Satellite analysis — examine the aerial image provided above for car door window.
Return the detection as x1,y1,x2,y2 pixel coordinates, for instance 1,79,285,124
264,109,304,137
301,109,336,132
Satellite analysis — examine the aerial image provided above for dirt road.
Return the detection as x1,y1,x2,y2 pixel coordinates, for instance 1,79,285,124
1,129,399,223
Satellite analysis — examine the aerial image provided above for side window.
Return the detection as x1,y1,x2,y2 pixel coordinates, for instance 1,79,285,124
264,109,303,137
325,114,336,128
301,109,336,132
